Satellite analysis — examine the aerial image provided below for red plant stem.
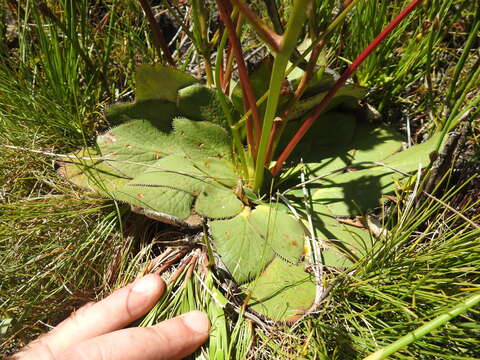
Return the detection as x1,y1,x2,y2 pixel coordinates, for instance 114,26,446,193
166,254,195,284
138,0,176,67
154,249,190,275
230,0,282,52
271,0,423,176
222,12,241,94
219,52,225,90
216,0,262,156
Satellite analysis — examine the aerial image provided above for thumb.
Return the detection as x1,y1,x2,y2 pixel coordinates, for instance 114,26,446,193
59,310,210,360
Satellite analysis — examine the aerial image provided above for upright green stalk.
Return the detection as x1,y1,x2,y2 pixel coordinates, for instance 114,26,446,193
267,0,364,161
253,0,312,192
363,293,480,360
191,0,214,85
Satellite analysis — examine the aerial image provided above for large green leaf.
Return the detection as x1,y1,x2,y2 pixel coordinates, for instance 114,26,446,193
135,65,198,103
245,257,316,322
57,148,130,195
308,134,441,215
113,154,243,220
61,116,244,225
172,117,232,160
97,119,181,177
209,205,305,284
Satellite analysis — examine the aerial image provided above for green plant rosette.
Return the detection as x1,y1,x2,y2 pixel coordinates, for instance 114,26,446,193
59,65,441,322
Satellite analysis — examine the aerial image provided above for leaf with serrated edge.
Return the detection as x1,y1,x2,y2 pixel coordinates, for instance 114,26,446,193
112,154,243,220
57,148,130,195
209,205,305,284
250,205,306,264
130,205,204,228
246,257,315,322
113,184,194,220
97,119,181,178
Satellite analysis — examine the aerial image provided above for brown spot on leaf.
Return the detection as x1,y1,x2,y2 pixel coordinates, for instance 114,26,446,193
137,193,145,198
290,240,298,247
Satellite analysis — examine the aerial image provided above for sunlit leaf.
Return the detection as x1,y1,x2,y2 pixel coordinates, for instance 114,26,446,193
135,64,197,103
209,205,305,284
246,257,316,322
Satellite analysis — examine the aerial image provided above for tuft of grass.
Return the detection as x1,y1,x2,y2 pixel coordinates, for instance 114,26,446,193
0,198,127,348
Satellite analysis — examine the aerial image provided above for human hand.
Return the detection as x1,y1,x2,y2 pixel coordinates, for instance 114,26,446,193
12,274,210,360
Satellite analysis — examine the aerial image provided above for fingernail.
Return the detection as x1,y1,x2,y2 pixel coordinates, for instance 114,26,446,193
181,311,210,335
132,274,158,294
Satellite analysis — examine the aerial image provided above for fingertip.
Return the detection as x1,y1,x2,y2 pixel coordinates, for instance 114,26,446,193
126,274,166,319
131,273,166,296
180,311,210,337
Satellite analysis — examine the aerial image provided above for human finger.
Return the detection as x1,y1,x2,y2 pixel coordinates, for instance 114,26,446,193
30,274,165,356
59,310,210,360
